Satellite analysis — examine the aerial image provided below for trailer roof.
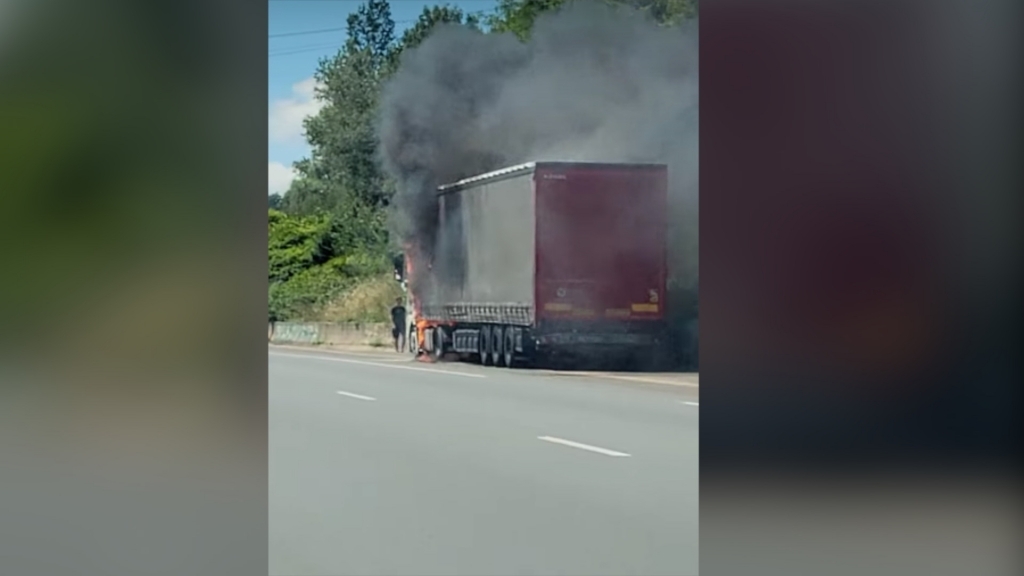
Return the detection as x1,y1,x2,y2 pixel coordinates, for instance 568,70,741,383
436,161,667,194
437,162,536,193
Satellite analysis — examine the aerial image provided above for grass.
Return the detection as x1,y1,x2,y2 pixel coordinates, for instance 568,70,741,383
320,273,404,324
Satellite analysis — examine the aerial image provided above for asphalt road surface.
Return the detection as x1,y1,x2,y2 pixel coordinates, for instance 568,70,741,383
269,347,699,576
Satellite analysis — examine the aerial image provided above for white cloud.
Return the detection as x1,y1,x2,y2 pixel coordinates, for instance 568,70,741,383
269,77,325,143
268,161,296,195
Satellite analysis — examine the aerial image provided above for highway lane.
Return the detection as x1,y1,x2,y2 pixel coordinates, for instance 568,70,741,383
269,348,699,576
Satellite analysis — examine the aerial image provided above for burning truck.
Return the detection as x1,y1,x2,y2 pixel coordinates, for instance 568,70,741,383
396,161,669,368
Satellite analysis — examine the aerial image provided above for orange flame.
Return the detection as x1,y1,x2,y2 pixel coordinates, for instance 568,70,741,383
403,242,453,362
403,243,428,355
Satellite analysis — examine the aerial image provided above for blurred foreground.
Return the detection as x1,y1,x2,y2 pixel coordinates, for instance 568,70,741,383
1,1,268,574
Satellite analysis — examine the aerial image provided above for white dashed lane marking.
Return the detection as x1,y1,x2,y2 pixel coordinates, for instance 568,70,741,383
537,436,631,457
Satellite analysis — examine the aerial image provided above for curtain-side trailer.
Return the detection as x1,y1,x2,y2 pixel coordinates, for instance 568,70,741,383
409,161,668,367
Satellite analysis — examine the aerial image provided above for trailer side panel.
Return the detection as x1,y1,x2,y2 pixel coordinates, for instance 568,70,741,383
432,171,536,325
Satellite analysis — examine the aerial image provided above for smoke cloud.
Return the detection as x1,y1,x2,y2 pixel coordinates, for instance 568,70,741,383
378,0,698,362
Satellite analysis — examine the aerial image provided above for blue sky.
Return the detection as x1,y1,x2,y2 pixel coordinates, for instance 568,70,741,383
269,0,499,194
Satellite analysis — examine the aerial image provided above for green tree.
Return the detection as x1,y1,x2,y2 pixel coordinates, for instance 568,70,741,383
486,0,696,39
271,0,402,324
486,0,569,39
301,0,397,212
344,0,397,68
304,51,383,208
279,158,337,216
268,193,282,210
268,209,340,284
393,4,482,57
285,1,493,218
268,208,390,321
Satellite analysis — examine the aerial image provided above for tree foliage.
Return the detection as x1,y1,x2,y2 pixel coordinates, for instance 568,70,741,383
268,208,389,321
396,5,482,56
305,49,385,209
342,0,397,76
486,0,696,38
486,0,570,39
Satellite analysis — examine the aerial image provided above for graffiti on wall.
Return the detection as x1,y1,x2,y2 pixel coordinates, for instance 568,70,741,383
270,322,322,344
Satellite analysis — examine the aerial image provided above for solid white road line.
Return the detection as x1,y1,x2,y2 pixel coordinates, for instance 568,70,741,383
537,436,631,457
547,371,699,388
680,401,699,406
270,351,486,379
336,390,376,401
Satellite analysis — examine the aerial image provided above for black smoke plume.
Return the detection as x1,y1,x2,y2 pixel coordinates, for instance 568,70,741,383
378,1,698,365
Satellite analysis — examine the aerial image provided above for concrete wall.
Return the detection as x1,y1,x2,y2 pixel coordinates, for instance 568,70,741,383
269,322,391,347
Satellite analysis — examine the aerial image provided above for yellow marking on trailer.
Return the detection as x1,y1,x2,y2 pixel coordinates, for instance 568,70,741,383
631,303,659,313
544,302,573,312
572,308,596,318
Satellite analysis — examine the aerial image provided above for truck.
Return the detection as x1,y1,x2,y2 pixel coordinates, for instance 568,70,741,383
402,161,668,368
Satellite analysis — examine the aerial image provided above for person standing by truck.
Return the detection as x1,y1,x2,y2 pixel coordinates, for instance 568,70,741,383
390,297,406,353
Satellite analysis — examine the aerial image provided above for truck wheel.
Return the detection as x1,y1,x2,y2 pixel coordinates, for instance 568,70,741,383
503,327,515,368
491,325,505,367
480,325,492,366
432,327,446,360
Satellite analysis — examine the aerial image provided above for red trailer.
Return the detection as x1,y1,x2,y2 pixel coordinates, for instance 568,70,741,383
408,161,668,367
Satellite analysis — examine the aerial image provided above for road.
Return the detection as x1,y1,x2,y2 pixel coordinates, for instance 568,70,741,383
269,347,699,576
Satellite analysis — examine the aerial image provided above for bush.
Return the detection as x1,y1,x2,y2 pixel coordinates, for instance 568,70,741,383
268,204,396,322
321,274,403,323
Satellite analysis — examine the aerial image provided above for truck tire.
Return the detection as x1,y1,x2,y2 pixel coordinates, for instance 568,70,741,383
480,325,493,366
491,325,505,367
432,326,446,360
503,326,515,368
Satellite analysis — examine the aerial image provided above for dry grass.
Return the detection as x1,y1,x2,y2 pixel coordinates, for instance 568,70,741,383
320,274,403,323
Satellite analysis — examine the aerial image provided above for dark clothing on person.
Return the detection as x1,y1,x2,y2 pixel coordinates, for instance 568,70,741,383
390,305,407,351
391,305,406,330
